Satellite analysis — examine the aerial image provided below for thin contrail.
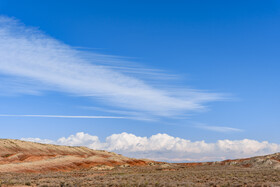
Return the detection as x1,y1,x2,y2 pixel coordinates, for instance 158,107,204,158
0,114,125,119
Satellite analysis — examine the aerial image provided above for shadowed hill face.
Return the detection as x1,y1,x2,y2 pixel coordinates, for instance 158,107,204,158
0,139,152,173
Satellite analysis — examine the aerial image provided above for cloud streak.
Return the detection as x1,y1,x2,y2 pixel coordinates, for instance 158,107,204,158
0,16,223,118
195,124,243,133
22,132,280,162
0,114,125,119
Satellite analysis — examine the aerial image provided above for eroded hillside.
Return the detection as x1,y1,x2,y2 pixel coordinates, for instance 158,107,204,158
0,139,153,173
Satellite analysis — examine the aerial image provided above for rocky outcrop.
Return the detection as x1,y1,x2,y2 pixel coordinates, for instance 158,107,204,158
212,152,280,169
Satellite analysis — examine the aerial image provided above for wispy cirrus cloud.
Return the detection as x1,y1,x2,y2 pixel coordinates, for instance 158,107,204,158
0,114,125,119
0,16,224,118
22,132,280,162
195,124,243,133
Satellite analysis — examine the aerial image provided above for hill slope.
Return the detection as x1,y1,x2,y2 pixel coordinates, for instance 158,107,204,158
179,152,280,170
213,152,280,169
0,139,279,173
0,139,153,173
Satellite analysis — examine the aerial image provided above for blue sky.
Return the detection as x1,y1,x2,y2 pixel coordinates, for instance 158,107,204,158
0,0,280,161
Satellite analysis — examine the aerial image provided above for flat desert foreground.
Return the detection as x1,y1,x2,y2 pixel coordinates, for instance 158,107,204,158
0,163,280,186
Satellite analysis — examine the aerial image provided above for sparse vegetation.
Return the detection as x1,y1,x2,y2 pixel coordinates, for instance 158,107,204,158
0,165,279,186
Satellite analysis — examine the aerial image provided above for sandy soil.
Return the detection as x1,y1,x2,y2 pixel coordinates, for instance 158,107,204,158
0,164,279,186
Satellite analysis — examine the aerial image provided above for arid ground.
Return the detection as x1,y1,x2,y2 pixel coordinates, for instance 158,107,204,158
0,164,280,186
0,139,279,186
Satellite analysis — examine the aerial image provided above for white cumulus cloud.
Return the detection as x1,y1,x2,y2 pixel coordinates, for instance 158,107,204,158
0,16,223,118
22,132,280,162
